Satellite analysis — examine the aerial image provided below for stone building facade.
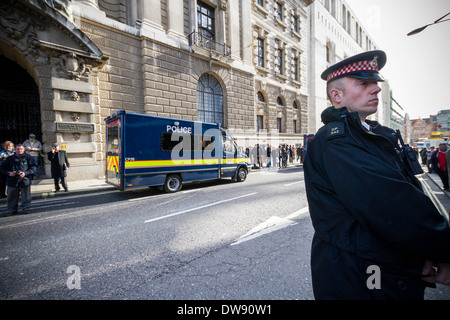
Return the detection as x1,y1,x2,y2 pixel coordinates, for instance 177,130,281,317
0,0,312,181
308,0,380,132
252,0,311,146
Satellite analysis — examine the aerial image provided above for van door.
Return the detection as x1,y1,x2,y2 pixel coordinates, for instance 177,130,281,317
221,133,238,178
106,118,120,187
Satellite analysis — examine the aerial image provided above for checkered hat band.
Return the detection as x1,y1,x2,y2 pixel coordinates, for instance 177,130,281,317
327,60,379,81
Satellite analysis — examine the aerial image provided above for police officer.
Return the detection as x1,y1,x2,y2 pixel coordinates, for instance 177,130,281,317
303,50,450,299
0,144,37,216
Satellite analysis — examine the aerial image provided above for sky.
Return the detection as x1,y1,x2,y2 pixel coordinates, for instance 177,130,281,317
344,0,450,120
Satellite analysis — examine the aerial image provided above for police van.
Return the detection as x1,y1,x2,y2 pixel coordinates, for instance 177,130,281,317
105,111,250,192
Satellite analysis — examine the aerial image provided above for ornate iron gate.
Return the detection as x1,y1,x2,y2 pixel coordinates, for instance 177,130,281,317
0,56,41,146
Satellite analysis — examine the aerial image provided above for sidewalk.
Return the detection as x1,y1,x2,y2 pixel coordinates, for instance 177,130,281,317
425,171,450,199
0,177,115,203
2,164,441,204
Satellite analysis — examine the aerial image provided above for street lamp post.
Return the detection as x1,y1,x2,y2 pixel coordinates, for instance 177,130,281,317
407,12,450,36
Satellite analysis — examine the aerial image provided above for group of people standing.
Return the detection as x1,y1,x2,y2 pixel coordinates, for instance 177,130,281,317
245,144,304,169
420,143,450,191
0,134,70,217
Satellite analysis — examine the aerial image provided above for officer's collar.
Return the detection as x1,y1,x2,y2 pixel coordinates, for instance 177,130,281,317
360,121,371,131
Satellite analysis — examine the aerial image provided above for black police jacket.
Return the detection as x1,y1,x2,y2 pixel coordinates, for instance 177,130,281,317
0,153,37,188
303,106,450,299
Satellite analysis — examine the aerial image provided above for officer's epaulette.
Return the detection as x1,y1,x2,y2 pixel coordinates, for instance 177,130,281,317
326,122,346,140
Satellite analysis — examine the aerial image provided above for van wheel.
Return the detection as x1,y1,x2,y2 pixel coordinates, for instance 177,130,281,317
164,174,182,193
236,167,247,182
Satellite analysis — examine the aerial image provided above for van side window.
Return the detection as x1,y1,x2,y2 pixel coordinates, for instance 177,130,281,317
161,133,215,152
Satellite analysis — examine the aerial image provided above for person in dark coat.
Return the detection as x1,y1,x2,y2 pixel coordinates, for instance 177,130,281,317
430,143,449,190
47,143,70,192
0,144,37,216
303,50,450,300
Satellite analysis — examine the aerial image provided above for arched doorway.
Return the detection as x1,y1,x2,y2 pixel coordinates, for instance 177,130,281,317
0,55,41,146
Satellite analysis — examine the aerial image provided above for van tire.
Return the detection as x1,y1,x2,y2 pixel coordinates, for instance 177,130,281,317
236,167,247,182
164,174,182,192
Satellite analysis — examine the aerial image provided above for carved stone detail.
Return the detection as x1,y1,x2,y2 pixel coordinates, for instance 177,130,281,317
57,52,91,80
71,112,80,122
0,2,46,59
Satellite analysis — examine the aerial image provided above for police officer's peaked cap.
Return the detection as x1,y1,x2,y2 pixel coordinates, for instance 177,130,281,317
321,50,387,83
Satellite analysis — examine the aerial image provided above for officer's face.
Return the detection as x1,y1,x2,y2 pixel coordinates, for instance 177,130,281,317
338,77,381,120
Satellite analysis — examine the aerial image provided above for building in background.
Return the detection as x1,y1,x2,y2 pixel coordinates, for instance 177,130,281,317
252,0,312,147
0,0,313,181
410,116,437,145
308,0,382,133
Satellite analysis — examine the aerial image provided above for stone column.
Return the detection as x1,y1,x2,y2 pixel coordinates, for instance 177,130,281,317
167,0,185,38
216,1,227,49
241,0,252,63
228,0,240,60
73,0,99,9
140,0,164,31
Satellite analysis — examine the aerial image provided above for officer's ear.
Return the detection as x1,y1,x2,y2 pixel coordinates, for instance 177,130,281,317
329,88,343,104
327,78,345,105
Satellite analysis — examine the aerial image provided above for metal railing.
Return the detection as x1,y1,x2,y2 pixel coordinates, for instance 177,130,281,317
188,32,231,57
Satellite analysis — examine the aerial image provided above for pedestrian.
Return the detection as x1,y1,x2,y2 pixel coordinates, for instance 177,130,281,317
420,147,428,165
0,141,15,199
303,50,450,300
266,144,271,168
430,143,449,190
0,144,37,216
272,146,278,168
47,143,70,192
281,145,287,168
23,134,42,177
426,146,435,173
278,146,282,168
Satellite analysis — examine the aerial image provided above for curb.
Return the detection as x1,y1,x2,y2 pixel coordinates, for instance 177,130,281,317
424,172,450,200
0,184,117,204
35,185,117,200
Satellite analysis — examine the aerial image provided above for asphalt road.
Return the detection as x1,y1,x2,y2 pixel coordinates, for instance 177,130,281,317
0,166,312,301
0,167,449,304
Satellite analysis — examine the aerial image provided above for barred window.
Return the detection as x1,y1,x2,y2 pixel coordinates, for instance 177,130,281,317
257,38,265,67
277,49,283,75
197,73,223,125
276,2,283,21
257,115,264,132
293,17,299,33
293,57,299,81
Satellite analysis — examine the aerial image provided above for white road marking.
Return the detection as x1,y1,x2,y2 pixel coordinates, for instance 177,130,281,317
231,206,309,246
418,176,449,221
144,192,258,224
284,181,303,187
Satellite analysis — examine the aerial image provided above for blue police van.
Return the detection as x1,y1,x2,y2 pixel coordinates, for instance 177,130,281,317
105,111,251,192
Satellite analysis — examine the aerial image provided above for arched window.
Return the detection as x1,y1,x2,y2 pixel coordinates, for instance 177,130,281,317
197,73,223,124
293,101,299,109
276,96,283,106
257,91,265,102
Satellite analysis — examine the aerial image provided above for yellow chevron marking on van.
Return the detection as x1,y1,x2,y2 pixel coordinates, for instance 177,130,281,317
107,156,119,173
